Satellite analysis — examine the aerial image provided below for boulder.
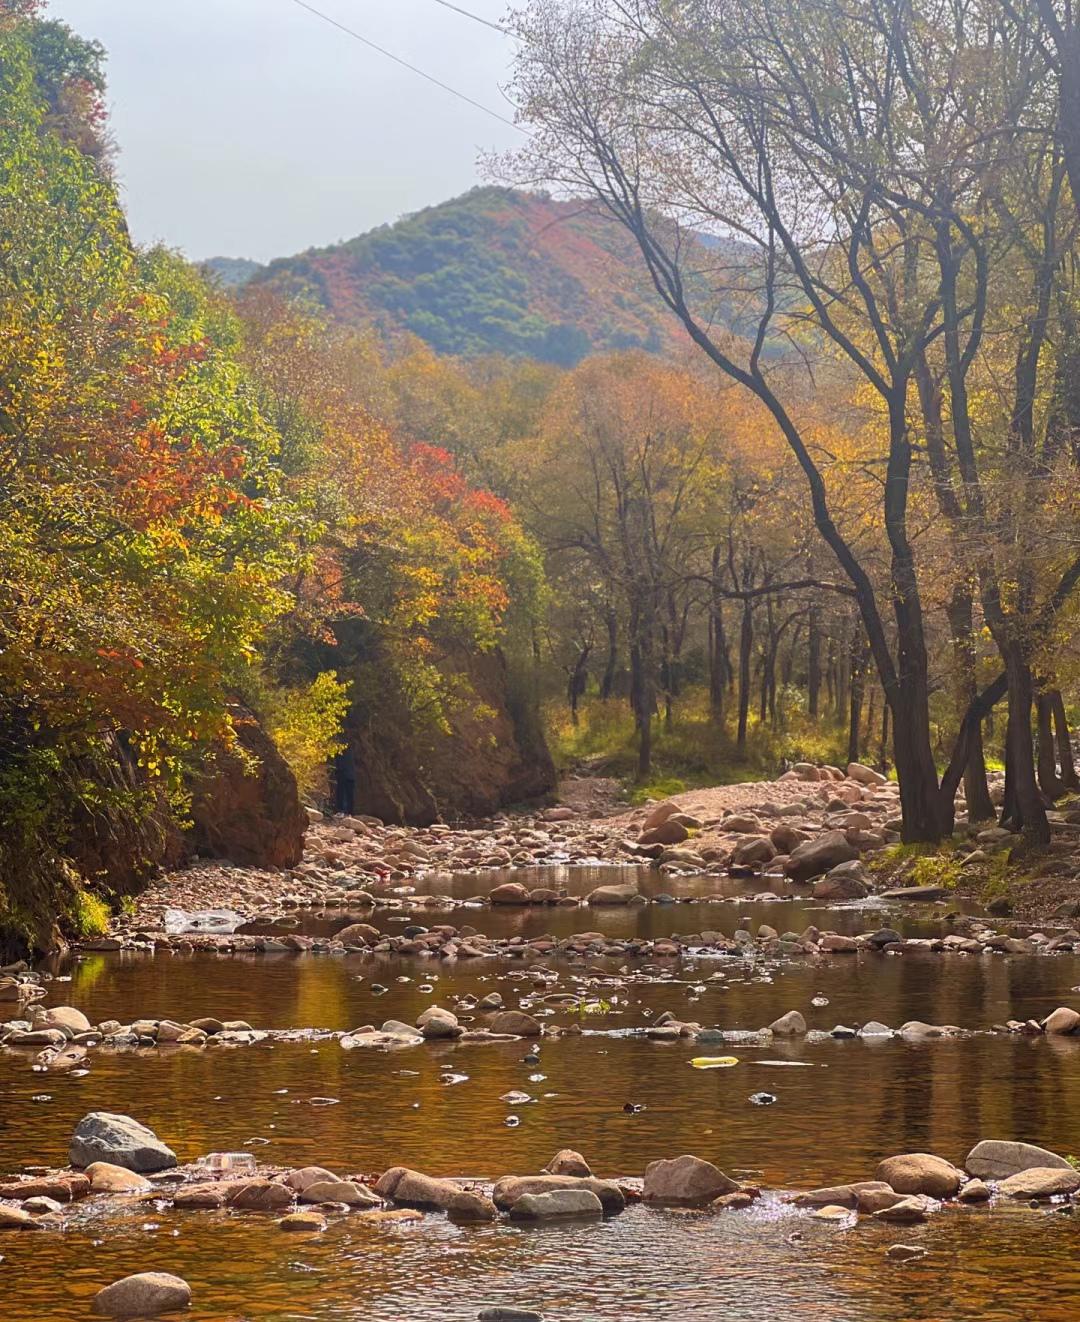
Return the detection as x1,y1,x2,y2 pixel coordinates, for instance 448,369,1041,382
643,1155,739,1204
793,1181,893,1209
487,1010,542,1037
489,883,531,906
226,1180,295,1212
298,1180,380,1208
722,814,763,835
508,1189,604,1220
375,1167,497,1220
873,1195,930,1223
770,823,810,853
543,1149,592,1177
70,1113,177,1173
875,1154,962,1199
586,884,640,906
642,801,681,831
1043,1007,1080,1035
492,1175,625,1214
92,1273,192,1317
283,1166,340,1194
784,831,860,882
39,1006,92,1034
640,820,689,847
335,923,380,946
731,836,776,867
85,1163,152,1194
812,865,869,901
957,1179,991,1202
997,1167,1080,1199
768,1010,807,1036
965,1140,1072,1180
847,763,888,787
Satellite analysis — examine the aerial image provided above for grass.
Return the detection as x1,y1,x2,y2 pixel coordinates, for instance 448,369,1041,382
547,688,851,795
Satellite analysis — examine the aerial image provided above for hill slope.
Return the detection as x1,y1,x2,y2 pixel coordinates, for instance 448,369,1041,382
251,187,751,365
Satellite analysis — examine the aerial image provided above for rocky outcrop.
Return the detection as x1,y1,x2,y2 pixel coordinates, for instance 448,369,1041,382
344,648,555,826
188,704,306,869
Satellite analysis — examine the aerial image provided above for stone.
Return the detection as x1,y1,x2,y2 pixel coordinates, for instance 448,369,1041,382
722,814,763,834
792,1182,893,1209
543,1149,592,1177
881,885,952,902
279,1211,327,1232
873,1196,931,1223
492,1175,625,1214
957,1179,991,1202
283,1166,340,1194
298,1180,380,1208
640,820,689,846
642,800,681,831
858,1022,893,1038
812,1204,851,1221
965,1140,1072,1180
885,1244,927,1262
0,1204,36,1229
643,1155,739,1204
91,1273,192,1317
477,1311,544,1322
417,1006,462,1040
586,884,640,906
0,1176,90,1202
997,1167,1080,1199
375,1167,497,1220
489,883,531,906
226,1180,295,1212
768,1010,807,1036
40,1006,91,1034
812,863,869,901
770,823,810,853
784,832,860,883
508,1189,604,1220
847,762,888,786
335,922,380,945
876,1154,962,1199
85,1163,152,1194
487,1010,542,1037
70,1113,177,1173
856,1186,910,1214
819,934,859,953
1043,1007,1080,1035
731,836,776,866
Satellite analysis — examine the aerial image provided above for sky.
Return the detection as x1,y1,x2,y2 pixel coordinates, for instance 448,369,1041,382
45,0,522,262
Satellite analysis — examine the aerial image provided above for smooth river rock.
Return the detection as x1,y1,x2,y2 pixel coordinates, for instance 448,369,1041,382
92,1273,192,1316
965,1140,1072,1180
875,1153,962,1199
643,1154,739,1204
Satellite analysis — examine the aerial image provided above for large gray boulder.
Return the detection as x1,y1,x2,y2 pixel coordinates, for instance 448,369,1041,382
965,1140,1072,1180
70,1113,177,1173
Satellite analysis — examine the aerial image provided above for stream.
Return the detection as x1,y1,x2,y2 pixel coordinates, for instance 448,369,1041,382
2,865,1079,1320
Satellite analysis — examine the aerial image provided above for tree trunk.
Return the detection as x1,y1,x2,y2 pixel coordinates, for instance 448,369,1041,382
879,695,889,772
807,602,821,718
1000,648,1050,844
1036,690,1066,799
946,588,996,822
600,607,617,700
566,644,591,726
737,598,753,755
1051,689,1079,789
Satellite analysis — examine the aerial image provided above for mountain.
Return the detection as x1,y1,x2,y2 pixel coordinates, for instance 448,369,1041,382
249,187,754,366
202,256,265,288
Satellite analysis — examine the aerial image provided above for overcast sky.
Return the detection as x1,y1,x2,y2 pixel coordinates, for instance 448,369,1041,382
46,0,521,262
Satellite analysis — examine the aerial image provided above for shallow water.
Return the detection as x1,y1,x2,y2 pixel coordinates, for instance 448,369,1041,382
3,866,1080,1320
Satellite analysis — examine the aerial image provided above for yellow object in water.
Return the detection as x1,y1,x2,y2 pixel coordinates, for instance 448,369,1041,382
689,1056,739,1069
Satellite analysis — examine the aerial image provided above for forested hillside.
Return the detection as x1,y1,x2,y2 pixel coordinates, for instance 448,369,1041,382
247,187,752,364
0,4,549,959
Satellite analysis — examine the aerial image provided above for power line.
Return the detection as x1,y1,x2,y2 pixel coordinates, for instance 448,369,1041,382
428,0,506,33
289,0,522,132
